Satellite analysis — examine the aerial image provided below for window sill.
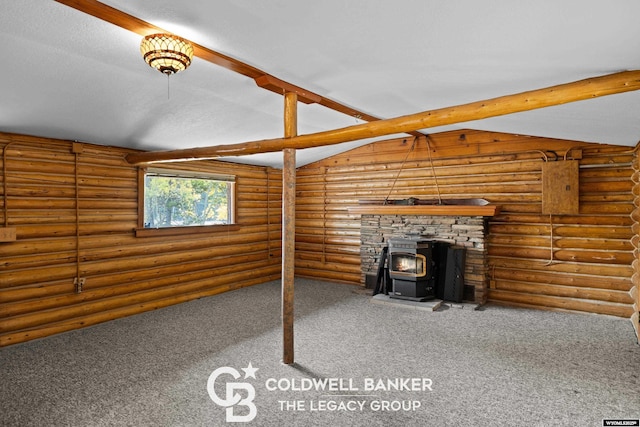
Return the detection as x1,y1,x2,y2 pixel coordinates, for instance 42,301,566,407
134,224,240,238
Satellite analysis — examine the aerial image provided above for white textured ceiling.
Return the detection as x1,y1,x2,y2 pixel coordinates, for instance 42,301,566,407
1,0,640,168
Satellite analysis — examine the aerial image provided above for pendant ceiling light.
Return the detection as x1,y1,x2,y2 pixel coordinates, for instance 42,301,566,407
140,34,194,75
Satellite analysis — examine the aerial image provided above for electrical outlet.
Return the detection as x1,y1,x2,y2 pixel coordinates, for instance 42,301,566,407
74,277,86,293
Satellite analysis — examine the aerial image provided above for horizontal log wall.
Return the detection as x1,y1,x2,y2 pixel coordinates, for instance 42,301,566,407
0,132,282,346
631,149,640,340
296,130,635,318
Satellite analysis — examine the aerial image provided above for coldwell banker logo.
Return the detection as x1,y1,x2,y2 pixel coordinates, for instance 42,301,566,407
207,362,259,423
207,362,433,423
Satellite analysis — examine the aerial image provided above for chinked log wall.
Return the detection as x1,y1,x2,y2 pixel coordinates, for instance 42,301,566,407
0,132,282,346
295,130,636,320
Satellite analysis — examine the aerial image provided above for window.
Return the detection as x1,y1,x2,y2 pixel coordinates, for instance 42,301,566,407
138,167,236,234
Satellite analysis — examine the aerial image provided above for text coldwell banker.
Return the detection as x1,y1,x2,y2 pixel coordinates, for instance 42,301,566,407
265,377,433,392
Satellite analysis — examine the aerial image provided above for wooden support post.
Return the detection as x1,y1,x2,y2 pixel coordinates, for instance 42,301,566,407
282,92,297,364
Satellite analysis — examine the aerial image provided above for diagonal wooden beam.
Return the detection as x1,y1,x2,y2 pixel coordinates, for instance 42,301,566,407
54,0,269,80
54,0,424,134
126,70,640,165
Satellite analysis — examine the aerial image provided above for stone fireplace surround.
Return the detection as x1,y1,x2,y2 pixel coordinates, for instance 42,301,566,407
359,214,490,303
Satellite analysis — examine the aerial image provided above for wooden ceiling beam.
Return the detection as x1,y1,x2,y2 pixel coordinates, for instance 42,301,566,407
125,70,640,165
54,0,267,79
54,0,423,135
255,75,321,105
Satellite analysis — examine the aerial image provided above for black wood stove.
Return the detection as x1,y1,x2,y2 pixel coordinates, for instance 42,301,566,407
387,238,436,301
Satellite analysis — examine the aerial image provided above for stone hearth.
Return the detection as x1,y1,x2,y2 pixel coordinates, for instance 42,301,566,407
360,214,489,303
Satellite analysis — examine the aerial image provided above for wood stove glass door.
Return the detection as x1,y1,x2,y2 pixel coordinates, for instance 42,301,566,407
390,253,427,278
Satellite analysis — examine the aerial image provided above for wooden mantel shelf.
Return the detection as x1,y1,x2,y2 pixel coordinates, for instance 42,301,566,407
348,205,500,217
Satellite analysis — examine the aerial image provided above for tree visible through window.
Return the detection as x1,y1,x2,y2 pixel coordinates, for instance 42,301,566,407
143,169,235,228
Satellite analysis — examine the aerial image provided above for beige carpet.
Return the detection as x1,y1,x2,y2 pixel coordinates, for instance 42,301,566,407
1,279,639,426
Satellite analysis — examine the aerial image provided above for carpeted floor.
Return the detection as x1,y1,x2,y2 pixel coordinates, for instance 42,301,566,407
1,278,639,426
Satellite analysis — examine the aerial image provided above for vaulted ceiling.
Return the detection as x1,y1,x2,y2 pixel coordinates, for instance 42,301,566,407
2,1,640,168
